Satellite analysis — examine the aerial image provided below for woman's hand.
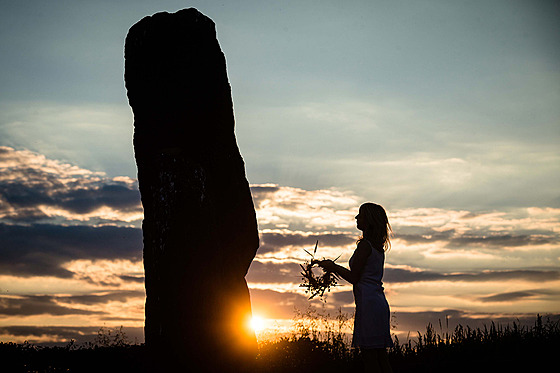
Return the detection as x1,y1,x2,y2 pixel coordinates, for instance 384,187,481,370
315,259,358,285
315,259,337,272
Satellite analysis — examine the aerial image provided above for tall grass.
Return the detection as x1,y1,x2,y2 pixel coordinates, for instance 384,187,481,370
1,313,558,372
390,314,560,372
256,308,560,372
255,307,357,372
0,326,145,373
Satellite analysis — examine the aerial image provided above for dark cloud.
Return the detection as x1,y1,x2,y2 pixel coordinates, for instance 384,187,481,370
247,261,302,284
330,290,354,305
477,289,560,303
390,310,560,336
0,146,141,223
55,184,141,215
447,233,558,248
100,316,144,322
1,178,141,221
395,226,558,249
0,291,144,317
249,288,324,319
250,185,280,197
0,325,145,345
58,290,145,306
258,232,355,254
249,185,281,209
0,295,104,316
478,291,535,303
118,275,145,284
0,325,99,340
246,260,560,286
0,223,142,278
384,267,560,283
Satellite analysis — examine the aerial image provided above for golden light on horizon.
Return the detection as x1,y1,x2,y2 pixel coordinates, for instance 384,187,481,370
250,315,265,333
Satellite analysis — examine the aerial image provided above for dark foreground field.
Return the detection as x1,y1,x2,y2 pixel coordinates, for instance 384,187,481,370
1,315,558,373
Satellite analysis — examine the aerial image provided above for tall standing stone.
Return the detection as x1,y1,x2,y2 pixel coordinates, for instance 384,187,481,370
124,8,259,371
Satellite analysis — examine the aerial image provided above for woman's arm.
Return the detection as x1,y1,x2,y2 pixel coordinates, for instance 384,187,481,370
317,241,371,284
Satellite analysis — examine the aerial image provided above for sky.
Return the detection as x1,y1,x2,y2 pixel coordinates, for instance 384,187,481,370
1,0,559,344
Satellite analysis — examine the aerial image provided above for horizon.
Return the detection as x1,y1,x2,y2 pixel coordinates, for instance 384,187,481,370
1,0,559,345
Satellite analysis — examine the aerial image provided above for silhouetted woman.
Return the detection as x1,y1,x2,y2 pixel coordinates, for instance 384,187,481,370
318,202,393,373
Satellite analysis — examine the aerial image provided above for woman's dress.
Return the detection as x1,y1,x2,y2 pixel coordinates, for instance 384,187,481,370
350,239,394,349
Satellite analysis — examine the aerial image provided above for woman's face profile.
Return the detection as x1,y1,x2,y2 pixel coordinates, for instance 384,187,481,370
355,209,366,231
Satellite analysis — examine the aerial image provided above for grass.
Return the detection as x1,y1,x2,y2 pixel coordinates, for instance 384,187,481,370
1,313,558,372
256,309,560,372
389,314,560,372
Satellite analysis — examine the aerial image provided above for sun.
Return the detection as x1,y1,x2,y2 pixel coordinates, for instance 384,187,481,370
250,315,265,333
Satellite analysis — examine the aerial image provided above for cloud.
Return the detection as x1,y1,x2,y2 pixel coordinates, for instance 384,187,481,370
247,261,302,284
249,288,324,319
389,207,560,269
394,228,456,244
0,325,100,342
447,233,558,248
247,259,560,288
250,184,360,231
243,97,560,210
0,101,136,178
57,290,145,306
396,207,560,234
249,289,560,337
0,146,142,224
0,291,144,320
477,289,560,303
118,275,145,284
0,147,559,344
0,295,104,316
257,230,355,254
330,290,354,305
384,266,560,284
0,223,142,278
249,184,280,202
390,309,560,336
478,291,535,303
0,325,144,344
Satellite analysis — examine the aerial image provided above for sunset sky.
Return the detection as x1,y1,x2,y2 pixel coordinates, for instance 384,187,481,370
1,0,559,344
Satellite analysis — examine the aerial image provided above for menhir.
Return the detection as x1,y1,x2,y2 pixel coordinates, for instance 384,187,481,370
124,8,259,371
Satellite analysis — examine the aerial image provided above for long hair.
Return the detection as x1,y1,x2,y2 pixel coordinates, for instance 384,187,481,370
358,202,392,252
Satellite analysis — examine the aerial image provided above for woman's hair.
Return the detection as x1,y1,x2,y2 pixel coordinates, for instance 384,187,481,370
359,202,392,252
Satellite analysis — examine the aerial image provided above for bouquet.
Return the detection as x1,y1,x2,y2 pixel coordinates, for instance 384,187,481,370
300,240,341,300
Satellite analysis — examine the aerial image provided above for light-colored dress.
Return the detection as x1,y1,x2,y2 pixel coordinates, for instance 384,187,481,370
350,239,394,349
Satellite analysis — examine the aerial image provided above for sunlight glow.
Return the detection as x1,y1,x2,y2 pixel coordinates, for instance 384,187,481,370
250,315,265,333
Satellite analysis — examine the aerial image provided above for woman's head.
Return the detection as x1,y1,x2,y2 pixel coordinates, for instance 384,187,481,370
355,202,392,252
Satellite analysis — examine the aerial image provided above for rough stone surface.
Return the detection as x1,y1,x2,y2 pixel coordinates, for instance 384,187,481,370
124,8,259,371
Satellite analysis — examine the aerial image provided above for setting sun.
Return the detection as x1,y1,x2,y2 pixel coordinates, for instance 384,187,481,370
250,315,265,333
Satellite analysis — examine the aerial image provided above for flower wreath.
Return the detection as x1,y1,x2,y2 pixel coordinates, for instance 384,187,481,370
299,241,341,300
